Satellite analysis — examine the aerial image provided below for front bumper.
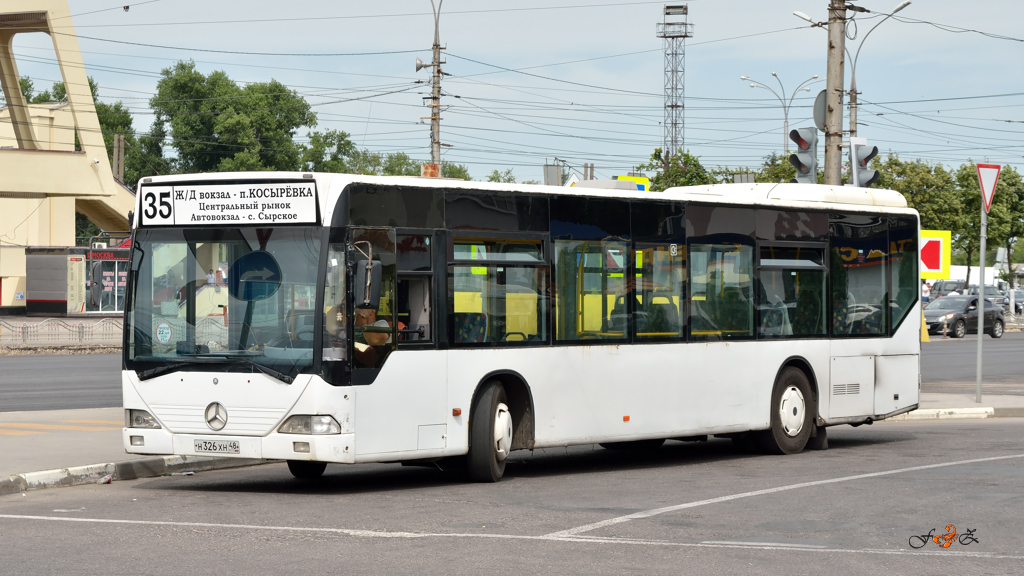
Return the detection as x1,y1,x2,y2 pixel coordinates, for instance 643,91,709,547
123,428,356,463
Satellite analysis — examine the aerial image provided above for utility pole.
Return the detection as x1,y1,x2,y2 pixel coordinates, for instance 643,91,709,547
823,0,846,185
417,0,444,177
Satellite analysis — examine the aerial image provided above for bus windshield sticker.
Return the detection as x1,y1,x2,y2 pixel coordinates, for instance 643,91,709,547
229,250,283,301
139,183,317,226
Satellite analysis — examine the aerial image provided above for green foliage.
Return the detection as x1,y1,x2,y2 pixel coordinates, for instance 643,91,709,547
873,154,958,232
149,61,316,173
637,148,716,191
442,162,472,180
487,168,516,183
300,129,357,173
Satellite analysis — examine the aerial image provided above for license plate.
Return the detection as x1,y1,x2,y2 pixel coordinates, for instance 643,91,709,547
194,439,240,454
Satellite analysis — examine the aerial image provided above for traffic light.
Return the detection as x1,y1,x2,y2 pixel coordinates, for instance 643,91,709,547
849,136,880,187
788,128,818,184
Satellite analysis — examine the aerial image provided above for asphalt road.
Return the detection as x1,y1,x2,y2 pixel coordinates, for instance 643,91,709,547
0,354,121,412
1,332,1021,411
1,418,1021,574
922,332,1024,395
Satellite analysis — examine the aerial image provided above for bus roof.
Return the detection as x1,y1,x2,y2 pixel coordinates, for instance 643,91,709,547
138,172,913,219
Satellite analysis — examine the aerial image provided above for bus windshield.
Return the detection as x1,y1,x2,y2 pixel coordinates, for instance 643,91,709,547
126,226,322,379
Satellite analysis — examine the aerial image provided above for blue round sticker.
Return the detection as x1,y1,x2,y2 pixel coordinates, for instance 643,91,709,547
228,251,282,301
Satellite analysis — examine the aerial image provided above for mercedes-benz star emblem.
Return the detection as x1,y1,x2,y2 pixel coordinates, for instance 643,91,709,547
205,402,228,431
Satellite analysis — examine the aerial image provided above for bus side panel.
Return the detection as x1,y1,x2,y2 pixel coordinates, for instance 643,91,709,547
444,347,589,452
827,300,921,421
572,340,831,444
444,340,831,450
353,351,447,457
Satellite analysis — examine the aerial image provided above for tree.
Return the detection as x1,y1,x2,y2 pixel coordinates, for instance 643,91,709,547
300,129,357,173
754,152,797,184
442,162,472,180
873,154,959,232
487,168,516,183
149,61,316,173
637,148,715,191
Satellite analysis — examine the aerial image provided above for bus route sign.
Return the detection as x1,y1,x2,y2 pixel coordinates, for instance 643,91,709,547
139,182,318,226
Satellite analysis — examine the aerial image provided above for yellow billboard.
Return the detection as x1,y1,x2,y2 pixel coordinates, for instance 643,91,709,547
919,230,951,280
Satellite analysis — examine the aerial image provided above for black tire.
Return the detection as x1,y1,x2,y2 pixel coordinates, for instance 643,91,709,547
953,319,966,339
467,381,512,482
990,319,1004,339
287,460,326,479
756,367,814,455
599,439,666,451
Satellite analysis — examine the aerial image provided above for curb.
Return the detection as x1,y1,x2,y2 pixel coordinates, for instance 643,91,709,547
888,407,995,421
0,455,268,497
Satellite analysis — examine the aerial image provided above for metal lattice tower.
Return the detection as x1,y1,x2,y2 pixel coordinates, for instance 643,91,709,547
656,5,693,158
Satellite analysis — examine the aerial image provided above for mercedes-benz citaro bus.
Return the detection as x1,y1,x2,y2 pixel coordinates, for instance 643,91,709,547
122,172,921,482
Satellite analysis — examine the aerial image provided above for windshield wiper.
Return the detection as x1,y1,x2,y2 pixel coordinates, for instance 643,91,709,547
135,354,294,383
242,360,295,384
137,357,213,380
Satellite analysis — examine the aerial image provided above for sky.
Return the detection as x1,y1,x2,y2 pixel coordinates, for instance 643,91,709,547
10,0,1024,183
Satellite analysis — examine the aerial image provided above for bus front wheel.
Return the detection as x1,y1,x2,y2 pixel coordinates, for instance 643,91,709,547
467,381,512,482
287,460,327,479
757,367,814,455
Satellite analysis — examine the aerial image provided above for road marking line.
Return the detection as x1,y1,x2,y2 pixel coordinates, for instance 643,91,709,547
702,540,827,549
0,514,1020,560
0,429,43,436
0,423,121,432
66,420,123,425
543,452,1024,538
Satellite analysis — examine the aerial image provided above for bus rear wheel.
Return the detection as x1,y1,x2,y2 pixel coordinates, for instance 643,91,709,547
467,381,512,482
757,367,814,455
287,460,327,479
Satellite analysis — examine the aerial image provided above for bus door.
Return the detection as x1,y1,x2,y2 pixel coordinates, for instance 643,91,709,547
350,227,448,456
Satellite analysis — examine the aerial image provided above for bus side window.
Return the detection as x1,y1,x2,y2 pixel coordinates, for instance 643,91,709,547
450,238,548,345
553,239,628,341
686,206,756,341
397,234,433,344
829,214,888,337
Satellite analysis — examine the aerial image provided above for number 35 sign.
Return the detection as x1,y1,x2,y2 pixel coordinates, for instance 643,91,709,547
141,186,174,224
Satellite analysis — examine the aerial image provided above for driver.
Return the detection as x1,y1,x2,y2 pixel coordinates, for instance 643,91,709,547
355,305,392,346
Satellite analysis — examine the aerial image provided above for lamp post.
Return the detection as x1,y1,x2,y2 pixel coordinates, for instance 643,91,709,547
795,1,910,138
740,73,820,154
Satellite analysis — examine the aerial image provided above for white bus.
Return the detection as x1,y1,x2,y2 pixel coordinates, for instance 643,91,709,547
122,173,921,482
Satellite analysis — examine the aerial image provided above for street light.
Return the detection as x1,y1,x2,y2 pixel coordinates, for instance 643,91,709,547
794,1,911,137
740,73,821,154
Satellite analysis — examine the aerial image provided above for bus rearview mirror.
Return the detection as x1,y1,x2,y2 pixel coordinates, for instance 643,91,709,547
354,260,382,310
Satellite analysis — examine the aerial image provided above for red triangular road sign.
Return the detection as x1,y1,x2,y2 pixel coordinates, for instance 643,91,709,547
977,163,1001,213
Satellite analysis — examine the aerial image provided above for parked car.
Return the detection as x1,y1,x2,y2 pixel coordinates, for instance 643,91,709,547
924,295,1004,338
966,285,1010,312
931,279,965,298
1013,289,1024,315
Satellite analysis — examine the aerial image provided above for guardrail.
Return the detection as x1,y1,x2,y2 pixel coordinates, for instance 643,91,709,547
0,318,123,347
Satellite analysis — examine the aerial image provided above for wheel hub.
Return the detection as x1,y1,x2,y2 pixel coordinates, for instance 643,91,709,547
494,402,513,461
779,386,806,437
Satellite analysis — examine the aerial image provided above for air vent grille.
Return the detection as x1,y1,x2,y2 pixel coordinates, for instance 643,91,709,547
833,382,861,396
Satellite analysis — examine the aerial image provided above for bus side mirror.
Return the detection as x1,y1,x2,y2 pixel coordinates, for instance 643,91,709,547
354,260,382,310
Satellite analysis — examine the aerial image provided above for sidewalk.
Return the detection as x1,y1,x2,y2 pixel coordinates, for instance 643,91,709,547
0,407,264,496
3,391,1023,497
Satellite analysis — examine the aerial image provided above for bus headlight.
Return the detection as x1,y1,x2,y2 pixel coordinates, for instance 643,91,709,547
278,415,341,435
125,409,161,429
